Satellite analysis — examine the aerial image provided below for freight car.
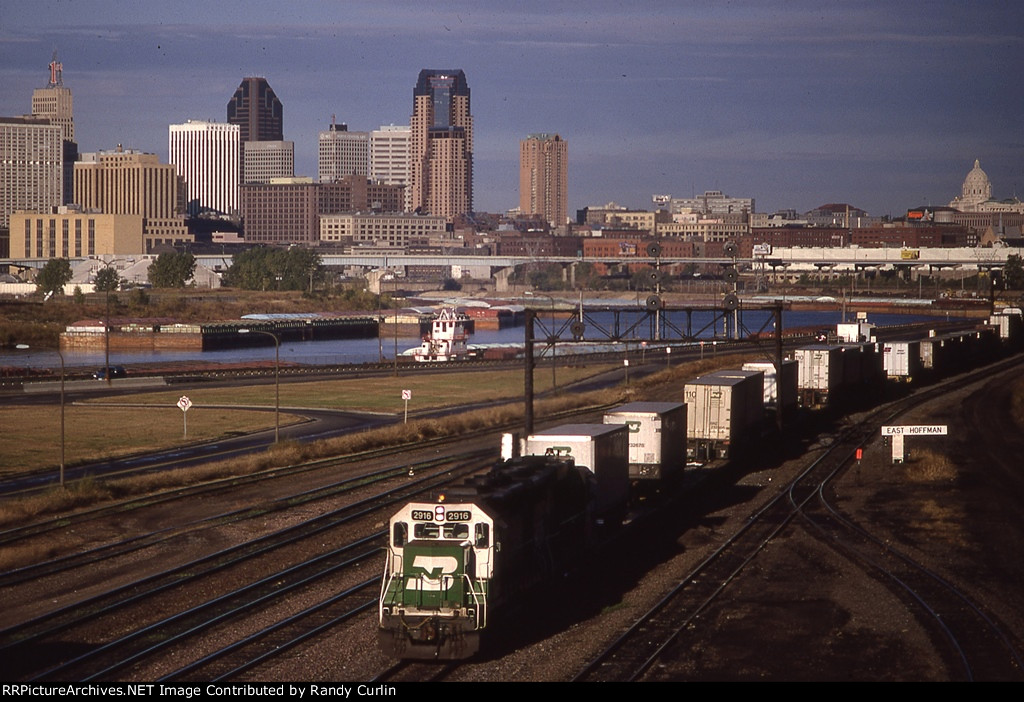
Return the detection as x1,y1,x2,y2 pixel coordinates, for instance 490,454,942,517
379,312,1024,660
603,402,687,482
684,370,765,461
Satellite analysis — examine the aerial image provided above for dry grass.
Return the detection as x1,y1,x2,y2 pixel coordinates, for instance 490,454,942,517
0,405,287,475
903,447,958,483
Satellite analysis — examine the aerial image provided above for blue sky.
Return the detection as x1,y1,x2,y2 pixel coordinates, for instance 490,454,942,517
2,1,1022,218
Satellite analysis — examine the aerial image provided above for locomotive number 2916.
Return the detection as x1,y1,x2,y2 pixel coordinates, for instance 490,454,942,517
411,509,472,522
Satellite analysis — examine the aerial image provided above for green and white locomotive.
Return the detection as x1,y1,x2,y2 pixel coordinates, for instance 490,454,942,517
378,454,596,659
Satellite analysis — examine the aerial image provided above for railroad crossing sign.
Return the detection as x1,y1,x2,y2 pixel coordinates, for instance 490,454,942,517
178,395,192,439
881,425,948,463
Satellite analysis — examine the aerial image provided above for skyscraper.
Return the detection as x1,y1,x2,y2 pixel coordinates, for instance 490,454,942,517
32,52,74,142
520,133,568,228
318,121,369,182
370,124,411,211
168,120,240,216
410,69,472,219
0,117,63,229
31,51,77,204
226,77,283,143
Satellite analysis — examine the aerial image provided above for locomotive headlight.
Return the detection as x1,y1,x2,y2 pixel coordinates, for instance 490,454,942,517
434,505,446,521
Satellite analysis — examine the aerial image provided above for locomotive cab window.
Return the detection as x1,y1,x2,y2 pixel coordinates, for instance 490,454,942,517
443,522,469,539
414,523,440,538
475,523,490,548
392,522,407,547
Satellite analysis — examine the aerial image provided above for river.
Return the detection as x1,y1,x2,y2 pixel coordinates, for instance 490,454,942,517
0,306,967,371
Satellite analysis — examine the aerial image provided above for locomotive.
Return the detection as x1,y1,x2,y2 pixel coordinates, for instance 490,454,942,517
377,454,595,659
378,310,1023,660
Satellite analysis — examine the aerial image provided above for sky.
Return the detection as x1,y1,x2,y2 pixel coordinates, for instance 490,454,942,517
2,1,1022,219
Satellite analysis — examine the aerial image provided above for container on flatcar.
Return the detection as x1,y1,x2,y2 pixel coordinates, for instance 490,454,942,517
603,401,686,481
524,423,630,523
741,360,798,410
683,370,764,461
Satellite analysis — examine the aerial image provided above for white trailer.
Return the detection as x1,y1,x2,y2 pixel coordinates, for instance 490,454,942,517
882,340,922,382
525,423,630,523
603,402,686,481
683,371,764,462
741,360,798,410
795,345,845,408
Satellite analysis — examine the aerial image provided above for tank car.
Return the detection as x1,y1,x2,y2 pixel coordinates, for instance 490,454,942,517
378,454,595,660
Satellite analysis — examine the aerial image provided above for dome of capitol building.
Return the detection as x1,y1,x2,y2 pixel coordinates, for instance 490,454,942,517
949,159,992,210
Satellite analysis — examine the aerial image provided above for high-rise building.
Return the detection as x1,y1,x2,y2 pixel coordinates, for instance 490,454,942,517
226,77,283,143
168,120,240,217
0,117,64,230
410,69,472,220
520,133,568,228
319,122,369,182
241,175,403,244
31,51,77,204
74,146,192,251
32,52,74,142
370,125,411,211
242,140,294,184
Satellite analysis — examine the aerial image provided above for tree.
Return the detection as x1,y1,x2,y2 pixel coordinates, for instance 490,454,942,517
35,258,73,299
148,251,196,288
223,247,323,291
1004,254,1024,291
94,266,121,293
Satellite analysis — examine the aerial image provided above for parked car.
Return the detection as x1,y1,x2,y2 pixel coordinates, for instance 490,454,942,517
93,366,127,380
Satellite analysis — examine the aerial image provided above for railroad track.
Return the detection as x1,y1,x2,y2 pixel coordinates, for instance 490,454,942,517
574,354,1024,682
0,449,496,681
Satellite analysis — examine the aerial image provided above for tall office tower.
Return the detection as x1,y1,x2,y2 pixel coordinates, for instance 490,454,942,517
226,77,283,143
74,147,192,251
0,117,63,229
520,133,568,228
31,51,77,203
242,140,294,183
168,120,240,217
410,70,472,219
319,121,369,182
371,125,411,211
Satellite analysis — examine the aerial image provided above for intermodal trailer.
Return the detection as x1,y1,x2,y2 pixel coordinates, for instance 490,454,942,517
794,344,845,408
882,340,922,383
524,423,630,524
683,370,764,462
741,360,798,411
603,401,686,481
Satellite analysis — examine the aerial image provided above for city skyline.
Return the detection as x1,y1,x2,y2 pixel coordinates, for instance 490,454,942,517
2,1,1022,218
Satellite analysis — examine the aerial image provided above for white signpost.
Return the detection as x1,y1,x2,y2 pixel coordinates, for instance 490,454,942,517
881,425,947,463
402,389,411,424
177,395,192,438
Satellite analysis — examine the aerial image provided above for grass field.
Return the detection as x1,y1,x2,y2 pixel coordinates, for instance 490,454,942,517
0,364,617,475
85,363,616,412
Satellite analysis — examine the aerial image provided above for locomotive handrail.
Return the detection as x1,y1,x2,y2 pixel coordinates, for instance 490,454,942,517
378,550,399,623
463,574,487,630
